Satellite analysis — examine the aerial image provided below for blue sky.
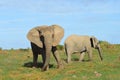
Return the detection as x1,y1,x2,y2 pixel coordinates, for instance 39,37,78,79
0,0,120,49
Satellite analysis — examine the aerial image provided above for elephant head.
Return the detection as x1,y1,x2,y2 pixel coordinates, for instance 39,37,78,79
90,36,103,60
27,24,64,48
27,24,64,71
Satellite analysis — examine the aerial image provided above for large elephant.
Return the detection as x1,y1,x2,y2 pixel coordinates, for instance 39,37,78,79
64,35,103,63
27,24,64,71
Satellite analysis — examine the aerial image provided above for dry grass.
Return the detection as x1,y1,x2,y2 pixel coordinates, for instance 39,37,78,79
0,43,120,80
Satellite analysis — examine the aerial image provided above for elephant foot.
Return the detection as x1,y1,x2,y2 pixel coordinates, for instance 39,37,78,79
88,59,92,62
32,62,38,68
32,65,38,68
32,65,37,68
57,62,64,69
67,59,71,64
32,66,36,69
67,60,71,64
79,60,83,62
57,65,62,69
79,59,85,62
80,59,92,62
41,65,49,71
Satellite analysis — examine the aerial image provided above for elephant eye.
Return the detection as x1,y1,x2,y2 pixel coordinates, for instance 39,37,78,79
52,34,54,38
38,30,42,34
97,42,99,45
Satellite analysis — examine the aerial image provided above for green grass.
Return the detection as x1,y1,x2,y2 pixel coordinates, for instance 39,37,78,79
0,43,120,80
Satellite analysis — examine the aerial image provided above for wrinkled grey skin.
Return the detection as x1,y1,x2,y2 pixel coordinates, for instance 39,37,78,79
64,35,103,63
27,24,64,71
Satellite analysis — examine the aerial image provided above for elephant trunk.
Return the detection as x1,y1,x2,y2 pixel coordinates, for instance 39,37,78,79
41,35,52,71
97,46,103,61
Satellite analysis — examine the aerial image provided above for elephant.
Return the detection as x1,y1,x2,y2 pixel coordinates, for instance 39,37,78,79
27,24,64,71
64,34,103,63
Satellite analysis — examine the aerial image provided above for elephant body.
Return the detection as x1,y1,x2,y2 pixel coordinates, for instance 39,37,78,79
64,34,103,63
27,25,64,71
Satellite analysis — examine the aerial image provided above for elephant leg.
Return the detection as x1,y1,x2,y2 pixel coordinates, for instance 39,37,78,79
41,51,49,70
65,46,71,63
41,53,45,65
52,46,62,69
79,52,85,62
67,53,71,63
33,53,38,67
31,42,38,67
66,48,72,63
88,50,92,61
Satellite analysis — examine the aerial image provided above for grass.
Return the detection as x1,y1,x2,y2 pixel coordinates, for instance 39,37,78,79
0,42,120,80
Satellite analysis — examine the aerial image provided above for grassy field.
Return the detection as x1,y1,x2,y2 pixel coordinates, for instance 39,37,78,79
0,42,120,80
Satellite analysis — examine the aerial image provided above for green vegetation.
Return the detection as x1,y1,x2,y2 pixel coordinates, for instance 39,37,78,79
0,41,120,80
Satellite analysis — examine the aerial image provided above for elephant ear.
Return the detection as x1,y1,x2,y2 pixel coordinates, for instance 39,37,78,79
90,36,96,48
51,25,64,46
27,27,43,48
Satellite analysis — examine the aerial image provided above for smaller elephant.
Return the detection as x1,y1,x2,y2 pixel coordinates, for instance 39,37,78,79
64,35,103,63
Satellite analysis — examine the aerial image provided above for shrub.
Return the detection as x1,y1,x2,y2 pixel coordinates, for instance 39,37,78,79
19,48,29,51
57,45,64,50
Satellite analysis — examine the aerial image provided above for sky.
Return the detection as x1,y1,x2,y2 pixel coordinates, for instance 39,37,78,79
0,0,120,49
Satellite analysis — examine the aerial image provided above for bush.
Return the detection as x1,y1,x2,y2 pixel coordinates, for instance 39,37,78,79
99,41,111,48
19,48,30,51
57,45,64,50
